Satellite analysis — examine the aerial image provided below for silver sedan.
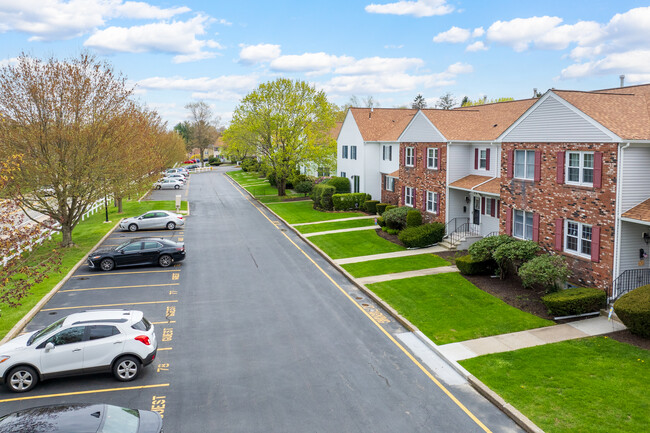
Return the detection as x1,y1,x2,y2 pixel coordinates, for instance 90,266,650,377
120,210,185,231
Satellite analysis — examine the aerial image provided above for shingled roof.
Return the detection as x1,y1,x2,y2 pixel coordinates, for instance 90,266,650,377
349,107,417,141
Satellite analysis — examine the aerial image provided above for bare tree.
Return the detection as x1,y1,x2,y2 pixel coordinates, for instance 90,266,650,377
185,101,220,165
435,92,456,110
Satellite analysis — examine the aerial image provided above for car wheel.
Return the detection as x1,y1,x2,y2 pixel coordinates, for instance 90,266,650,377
174,185,180,189
156,185,161,190
158,254,173,267
7,366,38,393
128,223,138,232
100,258,115,271
113,356,140,382
166,221,176,230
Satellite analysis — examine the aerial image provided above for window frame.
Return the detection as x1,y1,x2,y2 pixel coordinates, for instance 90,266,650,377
514,149,536,180
351,145,357,160
342,145,349,159
565,151,594,186
340,171,346,178
404,186,414,207
352,175,360,193
479,149,487,169
513,209,534,240
384,176,395,192
426,148,439,170
383,145,392,161
405,147,415,167
426,191,438,214
564,219,592,258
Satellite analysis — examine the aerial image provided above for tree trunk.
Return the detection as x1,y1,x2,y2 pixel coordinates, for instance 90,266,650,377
277,177,286,196
116,197,123,213
60,224,74,247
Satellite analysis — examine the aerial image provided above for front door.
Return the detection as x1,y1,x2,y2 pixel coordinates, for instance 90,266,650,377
473,197,480,226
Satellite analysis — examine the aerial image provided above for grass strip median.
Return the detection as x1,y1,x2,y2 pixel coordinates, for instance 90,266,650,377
309,230,405,259
342,253,450,278
266,201,366,225
296,218,377,234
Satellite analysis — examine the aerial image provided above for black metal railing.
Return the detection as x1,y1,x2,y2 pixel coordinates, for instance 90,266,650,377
449,223,481,246
444,217,469,237
611,269,650,301
485,231,499,238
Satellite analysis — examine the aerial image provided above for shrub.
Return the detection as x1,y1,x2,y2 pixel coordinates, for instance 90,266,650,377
332,193,369,211
289,173,309,186
376,203,389,215
294,180,314,196
614,284,650,337
386,228,399,235
311,183,336,210
518,255,570,292
455,254,494,275
240,158,259,172
398,223,445,248
385,205,397,213
493,239,540,278
326,176,351,193
406,210,422,228
468,235,516,262
364,200,379,214
383,206,410,230
543,287,607,317
377,216,386,227
267,172,277,186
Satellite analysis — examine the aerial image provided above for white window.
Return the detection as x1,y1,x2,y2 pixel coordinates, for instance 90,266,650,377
566,151,594,186
317,167,330,177
340,171,346,178
479,149,487,169
351,146,357,160
405,147,415,167
513,210,534,240
405,186,414,207
426,191,438,214
384,176,395,192
485,199,493,216
352,175,360,193
565,220,592,257
427,148,439,170
383,145,392,161
514,150,535,180
342,146,348,159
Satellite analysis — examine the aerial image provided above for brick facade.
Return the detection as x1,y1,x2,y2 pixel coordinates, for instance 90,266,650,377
398,142,447,224
500,142,618,290
380,175,400,205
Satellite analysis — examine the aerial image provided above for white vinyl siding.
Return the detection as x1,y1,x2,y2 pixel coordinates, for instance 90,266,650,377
399,111,445,142
620,146,650,212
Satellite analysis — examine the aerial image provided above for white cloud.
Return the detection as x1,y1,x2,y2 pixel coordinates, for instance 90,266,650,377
270,52,354,75
0,57,18,67
365,0,453,18
433,26,471,43
137,74,259,101
216,18,232,26
0,0,189,41
84,15,220,63
486,16,564,52
384,44,404,49
334,57,423,75
238,43,281,64
472,27,485,38
466,41,487,52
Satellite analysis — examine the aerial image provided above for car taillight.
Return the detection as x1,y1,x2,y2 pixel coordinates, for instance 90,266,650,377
175,247,184,252
135,335,151,345
177,216,183,220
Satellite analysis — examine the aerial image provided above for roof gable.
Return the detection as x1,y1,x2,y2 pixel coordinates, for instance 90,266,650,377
398,110,446,142
349,107,417,142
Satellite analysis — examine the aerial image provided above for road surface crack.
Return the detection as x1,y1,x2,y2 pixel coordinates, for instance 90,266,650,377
369,363,390,388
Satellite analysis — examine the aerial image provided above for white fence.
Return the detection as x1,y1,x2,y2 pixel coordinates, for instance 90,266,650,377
81,198,105,221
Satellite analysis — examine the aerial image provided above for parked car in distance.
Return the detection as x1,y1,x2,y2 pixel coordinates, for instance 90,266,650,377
0,310,157,393
153,178,183,190
164,173,187,183
87,237,185,271
120,210,184,232
184,164,198,170
0,403,163,432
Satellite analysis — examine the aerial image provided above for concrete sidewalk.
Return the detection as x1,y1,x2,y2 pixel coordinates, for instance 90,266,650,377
356,265,459,284
334,245,447,265
437,315,627,362
303,225,380,237
292,215,376,226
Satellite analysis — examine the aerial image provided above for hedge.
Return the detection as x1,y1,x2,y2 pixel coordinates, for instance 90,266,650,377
383,206,409,230
364,200,379,214
614,284,650,337
376,203,389,215
468,235,516,262
311,183,336,210
326,176,351,193
398,223,444,248
406,210,422,228
542,287,607,317
332,193,371,211
518,255,570,292
455,254,494,275
385,205,397,213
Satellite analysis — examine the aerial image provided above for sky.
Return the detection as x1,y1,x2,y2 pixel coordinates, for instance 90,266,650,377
2,0,650,127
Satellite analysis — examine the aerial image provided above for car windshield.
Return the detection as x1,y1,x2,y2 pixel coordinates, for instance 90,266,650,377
99,406,140,433
116,241,131,250
27,317,65,346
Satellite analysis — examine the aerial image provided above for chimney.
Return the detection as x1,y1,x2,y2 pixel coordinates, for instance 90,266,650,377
620,75,625,87
533,88,537,97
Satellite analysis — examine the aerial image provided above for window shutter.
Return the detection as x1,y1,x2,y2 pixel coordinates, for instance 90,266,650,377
490,199,495,217
413,188,417,207
436,193,441,215
423,191,427,211
389,146,392,161
507,149,514,178
496,200,500,218
555,218,563,251
591,226,601,263
533,213,540,242
593,152,603,188
505,208,512,236
481,197,485,215
474,148,479,170
556,152,565,184
401,186,405,206
436,149,440,169
486,148,491,171
534,150,542,182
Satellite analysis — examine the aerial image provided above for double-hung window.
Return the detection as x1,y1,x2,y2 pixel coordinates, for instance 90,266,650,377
352,175,360,193
427,148,439,170
405,147,415,167
342,145,349,159
351,145,358,160
383,145,392,161
513,210,534,240
340,171,346,178
479,149,487,169
404,186,414,207
514,150,535,180
566,151,594,186
426,191,438,214
317,167,330,177
384,176,395,192
565,220,592,257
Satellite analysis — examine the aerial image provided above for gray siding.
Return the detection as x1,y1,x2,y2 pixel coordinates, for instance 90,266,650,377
446,189,470,228
400,112,445,142
448,144,472,183
621,146,650,212
502,94,614,143
619,221,650,275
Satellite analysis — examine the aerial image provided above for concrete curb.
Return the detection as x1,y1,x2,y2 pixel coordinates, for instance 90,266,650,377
230,177,546,433
0,219,123,345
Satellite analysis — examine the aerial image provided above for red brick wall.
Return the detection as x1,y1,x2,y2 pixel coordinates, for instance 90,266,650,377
380,175,400,205
500,142,618,290
399,142,447,224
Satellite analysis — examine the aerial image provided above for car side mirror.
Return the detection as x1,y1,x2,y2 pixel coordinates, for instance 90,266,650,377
45,342,54,351
138,217,143,220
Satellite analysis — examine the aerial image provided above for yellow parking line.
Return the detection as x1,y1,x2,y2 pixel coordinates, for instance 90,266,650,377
158,347,172,351
77,269,179,277
60,283,180,293
42,300,178,312
0,383,170,403
151,321,176,325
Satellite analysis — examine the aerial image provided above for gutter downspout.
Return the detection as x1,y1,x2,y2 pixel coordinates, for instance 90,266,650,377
612,142,630,298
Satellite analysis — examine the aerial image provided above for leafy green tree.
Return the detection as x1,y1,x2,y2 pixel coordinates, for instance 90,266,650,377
227,78,337,196
173,121,191,146
461,96,515,107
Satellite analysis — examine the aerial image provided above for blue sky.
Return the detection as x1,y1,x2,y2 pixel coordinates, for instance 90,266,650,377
2,0,650,127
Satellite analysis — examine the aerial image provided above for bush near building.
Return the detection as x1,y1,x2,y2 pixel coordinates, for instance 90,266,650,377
542,287,607,317
614,285,650,337
398,223,444,248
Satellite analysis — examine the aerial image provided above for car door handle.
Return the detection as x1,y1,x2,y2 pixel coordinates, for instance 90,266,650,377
73,348,82,352
114,341,125,344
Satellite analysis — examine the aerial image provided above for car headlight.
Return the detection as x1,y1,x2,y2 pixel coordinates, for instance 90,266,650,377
0,356,10,364
91,255,102,259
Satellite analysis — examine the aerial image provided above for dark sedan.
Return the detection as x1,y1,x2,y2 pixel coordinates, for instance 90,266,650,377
88,237,185,271
0,403,163,433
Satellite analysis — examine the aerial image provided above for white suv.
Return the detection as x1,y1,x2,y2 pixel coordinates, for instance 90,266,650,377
0,310,157,392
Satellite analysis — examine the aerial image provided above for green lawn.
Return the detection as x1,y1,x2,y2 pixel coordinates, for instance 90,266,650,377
297,218,376,234
257,195,308,203
0,199,182,339
367,273,552,344
309,230,405,259
460,337,650,433
342,254,451,278
243,184,279,196
266,200,366,224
